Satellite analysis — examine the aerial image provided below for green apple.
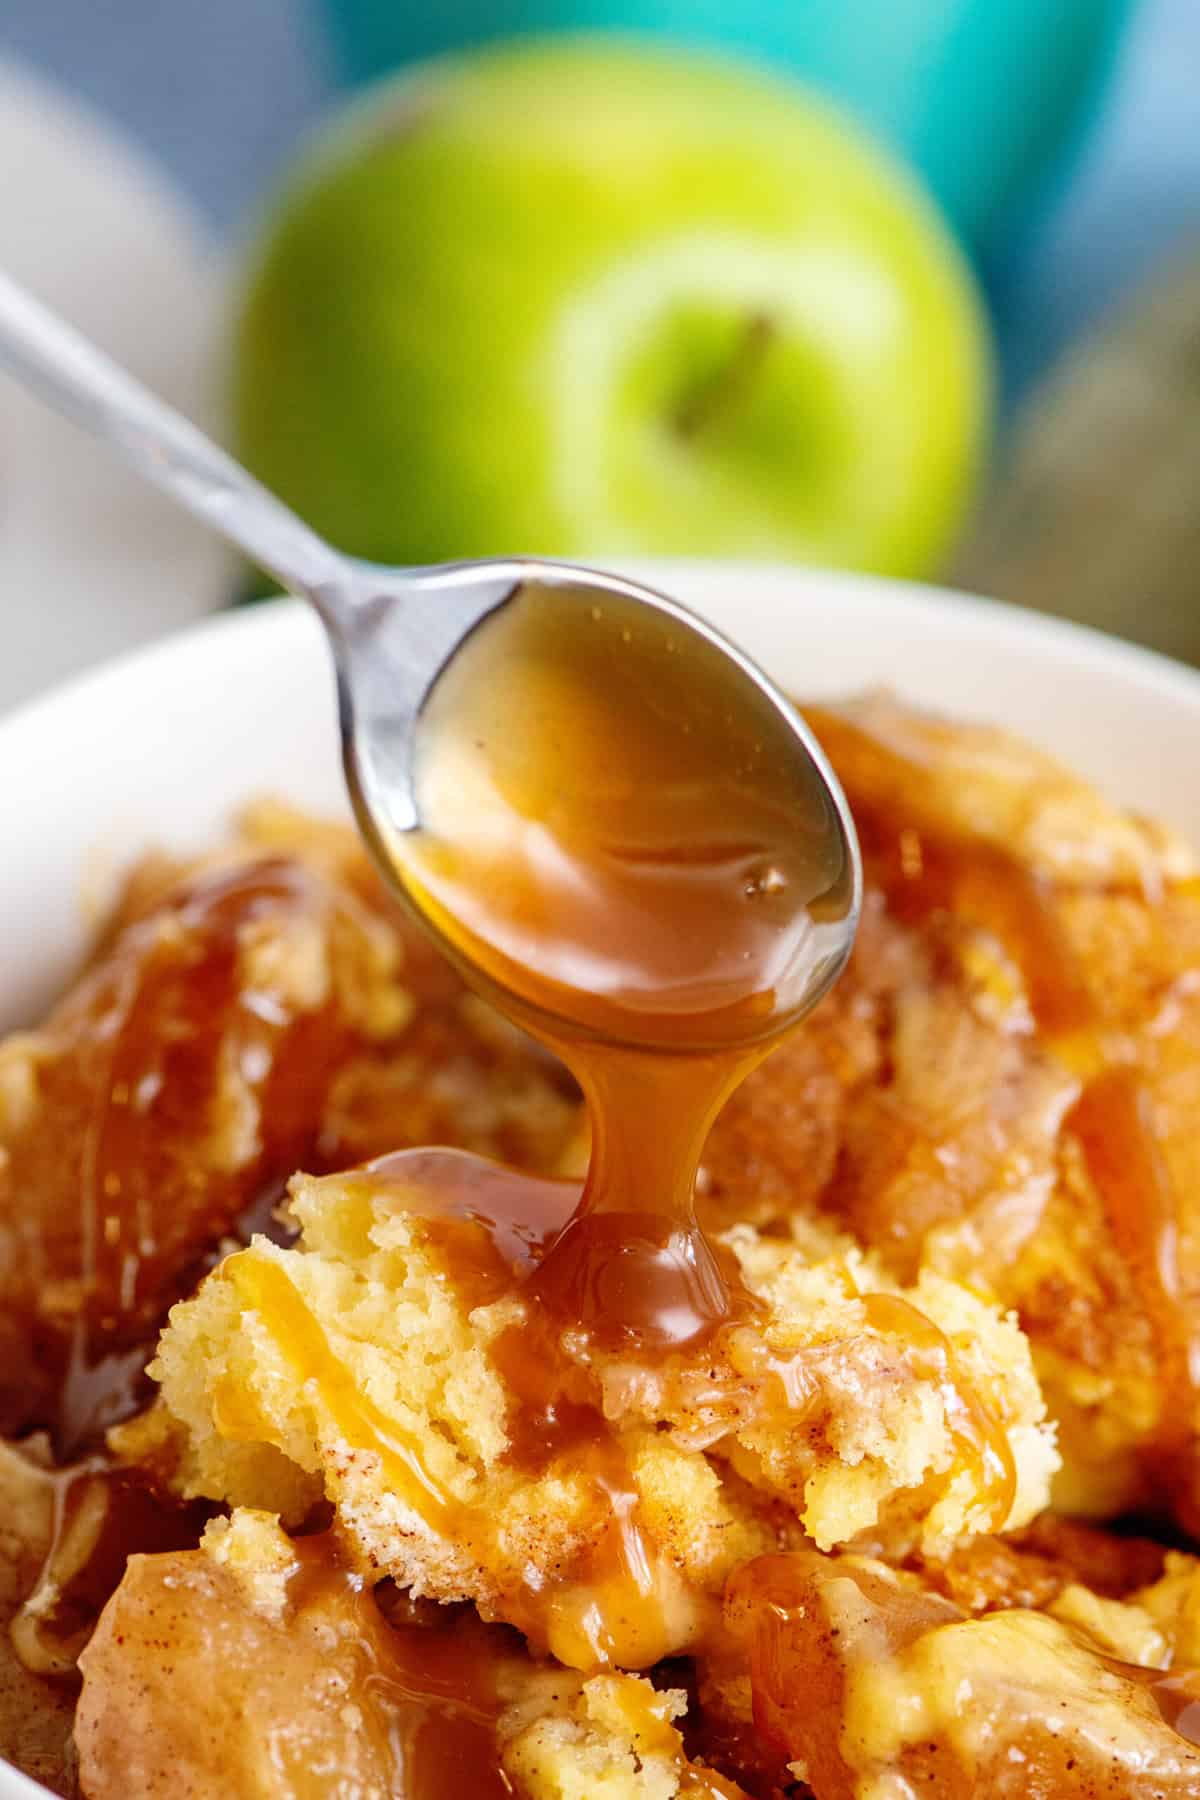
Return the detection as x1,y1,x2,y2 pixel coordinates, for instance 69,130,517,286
234,39,990,577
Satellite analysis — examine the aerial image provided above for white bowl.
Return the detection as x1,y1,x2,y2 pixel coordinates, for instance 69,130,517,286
3,561,1200,1794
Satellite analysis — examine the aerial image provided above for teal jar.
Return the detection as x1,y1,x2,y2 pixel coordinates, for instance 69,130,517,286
318,0,1131,248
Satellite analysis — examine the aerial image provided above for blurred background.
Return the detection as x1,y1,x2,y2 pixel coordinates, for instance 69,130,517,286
1,0,1198,710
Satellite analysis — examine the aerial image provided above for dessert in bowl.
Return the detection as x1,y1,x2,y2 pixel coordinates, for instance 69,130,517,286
5,562,1200,1798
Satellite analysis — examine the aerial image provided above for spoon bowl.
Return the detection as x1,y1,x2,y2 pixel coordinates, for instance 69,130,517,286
354,558,860,1051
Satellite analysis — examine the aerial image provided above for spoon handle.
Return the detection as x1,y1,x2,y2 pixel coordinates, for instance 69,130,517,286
0,268,350,609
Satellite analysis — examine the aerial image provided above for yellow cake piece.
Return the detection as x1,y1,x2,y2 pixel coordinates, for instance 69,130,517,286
152,1156,1055,1670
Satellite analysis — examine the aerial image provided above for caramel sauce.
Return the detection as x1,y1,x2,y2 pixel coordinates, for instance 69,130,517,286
284,1541,514,1799
394,583,852,1352
406,587,852,1052
354,1145,578,1303
5,856,363,1453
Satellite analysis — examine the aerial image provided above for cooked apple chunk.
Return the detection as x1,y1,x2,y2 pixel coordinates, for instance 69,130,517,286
77,1510,519,1800
726,1547,1200,1798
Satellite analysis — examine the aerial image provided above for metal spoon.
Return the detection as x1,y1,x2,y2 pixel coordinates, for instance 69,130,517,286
0,270,860,1047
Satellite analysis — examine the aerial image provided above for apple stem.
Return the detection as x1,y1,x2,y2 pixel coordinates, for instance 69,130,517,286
671,311,775,443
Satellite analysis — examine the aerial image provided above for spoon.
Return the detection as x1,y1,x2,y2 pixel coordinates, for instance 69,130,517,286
0,270,860,1052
